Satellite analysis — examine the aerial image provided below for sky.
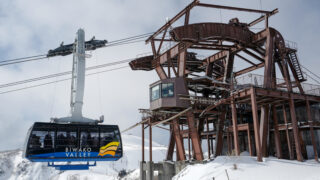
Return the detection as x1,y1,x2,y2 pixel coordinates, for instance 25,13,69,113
0,0,319,151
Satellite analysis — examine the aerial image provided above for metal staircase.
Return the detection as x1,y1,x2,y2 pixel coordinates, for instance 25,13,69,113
287,50,306,82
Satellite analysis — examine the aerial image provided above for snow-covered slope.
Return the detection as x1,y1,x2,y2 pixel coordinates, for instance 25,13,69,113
0,134,167,180
174,155,320,180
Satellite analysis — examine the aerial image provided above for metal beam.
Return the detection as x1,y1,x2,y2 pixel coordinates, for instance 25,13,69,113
259,105,269,157
235,54,257,66
215,111,225,156
149,119,152,162
288,97,303,161
272,105,282,159
247,126,253,156
306,100,319,162
197,3,273,14
282,105,293,160
243,49,264,62
187,112,204,160
250,87,262,161
146,0,199,43
173,118,186,161
166,125,175,160
248,9,279,27
231,99,240,155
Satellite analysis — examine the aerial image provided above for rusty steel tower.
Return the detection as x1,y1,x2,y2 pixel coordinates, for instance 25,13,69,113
129,1,320,173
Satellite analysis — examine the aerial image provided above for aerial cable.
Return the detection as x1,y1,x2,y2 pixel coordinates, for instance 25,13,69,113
106,32,154,44
0,56,48,67
0,58,135,89
94,51,103,115
304,73,320,84
300,64,320,81
0,54,46,64
105,39,146,48
50,58,62,117
0,66,128,95
0,31,158,66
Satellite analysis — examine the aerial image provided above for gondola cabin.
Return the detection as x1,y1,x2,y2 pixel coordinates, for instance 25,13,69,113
150,77,190,110
24,122,122,162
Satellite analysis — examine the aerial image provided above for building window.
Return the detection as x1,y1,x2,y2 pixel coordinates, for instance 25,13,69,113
162,83,174,98
151,84,160,101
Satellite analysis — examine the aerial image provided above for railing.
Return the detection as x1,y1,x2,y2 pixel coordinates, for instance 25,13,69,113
285,40,298,50
235,73,320,96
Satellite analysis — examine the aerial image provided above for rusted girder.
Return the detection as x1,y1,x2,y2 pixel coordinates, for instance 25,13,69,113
171,23,254,45
197,3,274,14
146,0,200,43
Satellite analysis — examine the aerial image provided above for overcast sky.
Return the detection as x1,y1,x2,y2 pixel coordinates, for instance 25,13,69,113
0,0,319,151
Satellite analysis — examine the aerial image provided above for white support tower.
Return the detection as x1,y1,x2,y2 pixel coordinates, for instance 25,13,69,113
70,29,86,119
53,29,103,124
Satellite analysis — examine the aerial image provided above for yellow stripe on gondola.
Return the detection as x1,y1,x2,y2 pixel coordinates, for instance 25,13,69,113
100,142,120,150
99,151,116,156
98,141,120,157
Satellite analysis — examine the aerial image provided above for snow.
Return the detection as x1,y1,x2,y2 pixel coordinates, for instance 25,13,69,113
0,134,167,180
173,155,320,180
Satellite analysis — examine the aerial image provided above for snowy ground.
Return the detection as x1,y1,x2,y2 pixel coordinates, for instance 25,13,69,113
2,135,320,180
173,155,320,180
0,134,167,180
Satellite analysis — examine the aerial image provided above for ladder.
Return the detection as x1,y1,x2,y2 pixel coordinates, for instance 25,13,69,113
287,50,306,82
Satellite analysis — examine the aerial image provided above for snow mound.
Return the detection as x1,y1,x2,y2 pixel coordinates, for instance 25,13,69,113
173,156,320,180
0,134,167,180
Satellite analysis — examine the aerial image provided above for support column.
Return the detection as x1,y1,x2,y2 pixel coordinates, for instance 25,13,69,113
263,31,274,89
223,51,235,83
215,111,225,156
227,131,232,154
188,133,191,160
250,87,262,161
166,125,175,161
187,111,204,160
272,106,282,159
146,161,154,180
288,97,303,161
283,105,293,160
247,127,253,156
173,118,186,161
149,120,152,162
306,100,319,161
140,161,146,180
142,123,145,162
260,105,269,157
206,117,211,158
231,99,240,155
178,50,187,77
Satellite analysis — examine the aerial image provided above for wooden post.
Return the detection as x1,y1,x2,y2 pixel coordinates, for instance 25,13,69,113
251,87,262,161
306,100,319,161
272,105,282,159
231,99,240,155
